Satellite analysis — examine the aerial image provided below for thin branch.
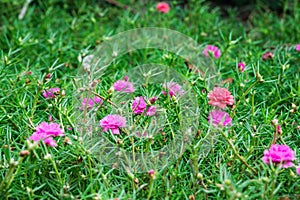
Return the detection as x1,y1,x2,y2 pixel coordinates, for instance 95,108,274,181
220,130,258,175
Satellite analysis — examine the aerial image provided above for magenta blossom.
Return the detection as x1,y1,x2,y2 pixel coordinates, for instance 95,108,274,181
296,166,300,175
162,82,185,97
80,96,103,110
113,80,135,93
100,114,126,134
202,45,221,59
156,2,170,13
208,110,232,127
296,44,300,51
262,144,295,168
237,62,245,72
148,169,155,175
29,122,64,147
132,96,147,114
43,88,60,99
132,96,157,116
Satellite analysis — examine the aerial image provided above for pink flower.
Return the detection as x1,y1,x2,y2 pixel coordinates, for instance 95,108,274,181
132,96,147,114
207,87,234,109
202,45,221,59
262,52,274,60
208,110,232,126
43,137,58,147
100,114,126,134
162,82,185,97
237,62,245,72
296,44,300,51
29,122,64,147
42,88,60,99
146,106,157,116
148,169,155,175
156,2,170,13
132,96,157,116
262,144,295,168
113,80,135,93
35,122,64,137
296,166,300,175
80,96,103,110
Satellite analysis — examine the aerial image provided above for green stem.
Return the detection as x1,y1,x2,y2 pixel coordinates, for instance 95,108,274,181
220,130,257,175
269,96,294,110
44,147,63,185
87,154,94,193
231,80,258,118
30,84,43,121
50,157,63,185
0,157,25,196
269,167,280,200
147,178,154,200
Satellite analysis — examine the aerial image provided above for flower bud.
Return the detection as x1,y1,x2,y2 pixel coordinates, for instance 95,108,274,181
262,177,269,182
271,119,279,126
27,140,38,151
10,158,19,167
197,173,203,179
148,169,156,179
45,73,51,80
189,195,195,200
276,125,282,134
19,150,30,157
44,154,52,160
224,179,231,185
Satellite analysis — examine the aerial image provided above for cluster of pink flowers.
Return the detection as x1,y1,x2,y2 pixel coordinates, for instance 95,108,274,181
156,2,170,13
132,96,157,116
296,44,300,51
262,144,295,168
162,82,185,97
202,45,221,59
207,87,234,127
30,122,64,147
99,76,162,135
80,96,103,110
99,95,158,134
100,114,127,134
43,88,60,99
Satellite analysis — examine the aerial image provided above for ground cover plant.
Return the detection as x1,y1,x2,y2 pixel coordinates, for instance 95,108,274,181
0,0,300,199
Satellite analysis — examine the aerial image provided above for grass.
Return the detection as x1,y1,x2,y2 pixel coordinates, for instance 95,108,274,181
0,0,300,199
